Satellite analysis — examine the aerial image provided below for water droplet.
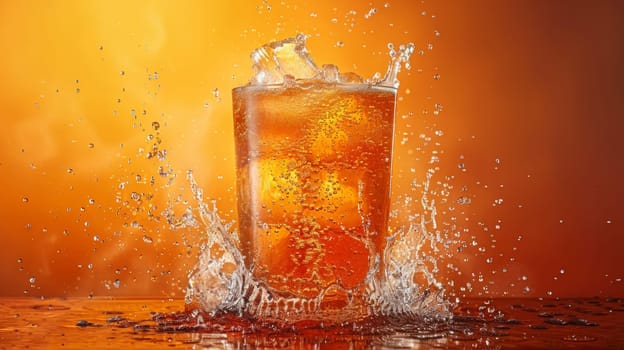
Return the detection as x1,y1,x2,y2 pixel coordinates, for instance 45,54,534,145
120,71,125,76
29,277,36,284
309,12,317,17
563,334,597,342
364,7,377,19
113,279,120,288
151,121,160,131
456,196,471,205
559,219,564,224
21,197,29,203
143,235,153,244
93,235,100,242
67,168,73,174
560,268,565,274
213,88,220,98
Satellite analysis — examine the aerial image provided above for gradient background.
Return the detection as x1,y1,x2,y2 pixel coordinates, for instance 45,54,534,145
1,0,622,299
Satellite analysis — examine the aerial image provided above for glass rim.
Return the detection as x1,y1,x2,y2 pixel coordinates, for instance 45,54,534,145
232,82,398,93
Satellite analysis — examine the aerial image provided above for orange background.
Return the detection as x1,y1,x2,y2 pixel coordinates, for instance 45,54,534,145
1,0,622,299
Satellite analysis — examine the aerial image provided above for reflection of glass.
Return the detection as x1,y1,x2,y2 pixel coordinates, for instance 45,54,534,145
232,82,396,302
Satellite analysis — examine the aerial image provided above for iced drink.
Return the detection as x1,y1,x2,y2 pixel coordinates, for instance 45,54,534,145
233,83,395,298
231,35,410,303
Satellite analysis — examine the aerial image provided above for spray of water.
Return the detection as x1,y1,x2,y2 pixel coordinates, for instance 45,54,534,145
184,167,451,324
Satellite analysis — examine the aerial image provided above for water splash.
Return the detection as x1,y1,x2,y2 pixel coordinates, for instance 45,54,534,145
378,43,416,88
184,168,452,324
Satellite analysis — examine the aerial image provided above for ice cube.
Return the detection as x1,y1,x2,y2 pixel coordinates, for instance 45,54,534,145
250,34,320,85
251,158,304,223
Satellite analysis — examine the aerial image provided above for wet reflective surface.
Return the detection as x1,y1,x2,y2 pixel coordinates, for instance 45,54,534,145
1,297,622,349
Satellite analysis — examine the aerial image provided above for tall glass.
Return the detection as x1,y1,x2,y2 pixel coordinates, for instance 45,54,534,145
232,82,396,306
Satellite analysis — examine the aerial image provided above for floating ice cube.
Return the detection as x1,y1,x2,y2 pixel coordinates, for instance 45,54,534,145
250,34,320,85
